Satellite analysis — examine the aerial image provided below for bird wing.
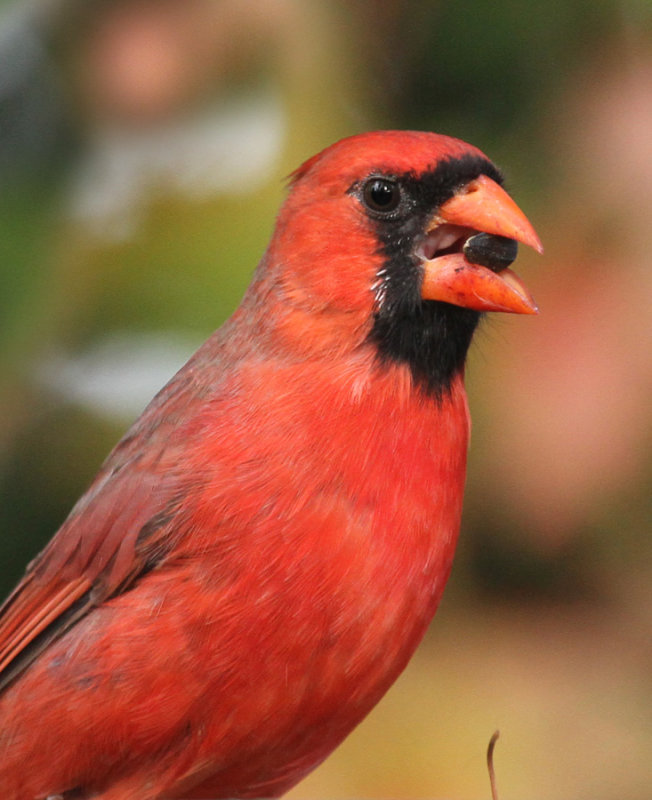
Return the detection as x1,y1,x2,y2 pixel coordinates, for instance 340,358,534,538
0,458,183,691
0,371,198,692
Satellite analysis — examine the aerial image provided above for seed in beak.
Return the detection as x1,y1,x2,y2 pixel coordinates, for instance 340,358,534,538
463,233,518,273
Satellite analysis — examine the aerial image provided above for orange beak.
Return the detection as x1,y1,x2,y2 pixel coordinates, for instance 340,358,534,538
420,174,543,314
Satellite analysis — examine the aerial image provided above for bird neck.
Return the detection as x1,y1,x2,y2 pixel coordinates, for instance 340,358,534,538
369,301,481,399
236,252,479,401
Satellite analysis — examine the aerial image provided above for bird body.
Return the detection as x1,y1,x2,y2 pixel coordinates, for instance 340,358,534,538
0,131,540,799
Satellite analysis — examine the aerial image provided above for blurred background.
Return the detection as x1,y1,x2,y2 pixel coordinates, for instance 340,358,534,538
0,1,651,798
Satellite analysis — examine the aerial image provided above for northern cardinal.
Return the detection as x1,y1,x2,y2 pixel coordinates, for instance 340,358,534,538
0,131,541,799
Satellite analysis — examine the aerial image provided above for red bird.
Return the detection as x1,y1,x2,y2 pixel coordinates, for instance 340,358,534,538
0,131,541,799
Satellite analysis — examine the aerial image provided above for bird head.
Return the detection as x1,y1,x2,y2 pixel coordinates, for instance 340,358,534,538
264,131,542,395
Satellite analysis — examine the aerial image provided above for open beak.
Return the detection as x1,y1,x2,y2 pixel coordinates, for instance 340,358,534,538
420,174,543,314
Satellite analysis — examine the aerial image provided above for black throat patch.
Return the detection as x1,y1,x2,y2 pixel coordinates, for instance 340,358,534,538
363,154,503,398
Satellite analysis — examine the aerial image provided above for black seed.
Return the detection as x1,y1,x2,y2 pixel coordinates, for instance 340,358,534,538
463,233,518,272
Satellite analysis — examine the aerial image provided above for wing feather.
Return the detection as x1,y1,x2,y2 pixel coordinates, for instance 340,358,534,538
0,575,91,675
0,402,193,691
0,351,223,692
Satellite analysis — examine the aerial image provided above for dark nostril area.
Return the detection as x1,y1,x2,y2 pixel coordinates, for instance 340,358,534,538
463,233,518,272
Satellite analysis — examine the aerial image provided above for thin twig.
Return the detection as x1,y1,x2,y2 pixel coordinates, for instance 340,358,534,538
487,730,500,800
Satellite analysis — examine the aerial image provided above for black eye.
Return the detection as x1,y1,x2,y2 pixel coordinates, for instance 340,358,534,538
362,178,400,214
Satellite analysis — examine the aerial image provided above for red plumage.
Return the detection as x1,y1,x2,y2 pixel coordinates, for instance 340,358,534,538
0,131,540,799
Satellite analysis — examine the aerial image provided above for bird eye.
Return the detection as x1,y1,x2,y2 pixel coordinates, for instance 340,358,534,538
362,178,401,214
